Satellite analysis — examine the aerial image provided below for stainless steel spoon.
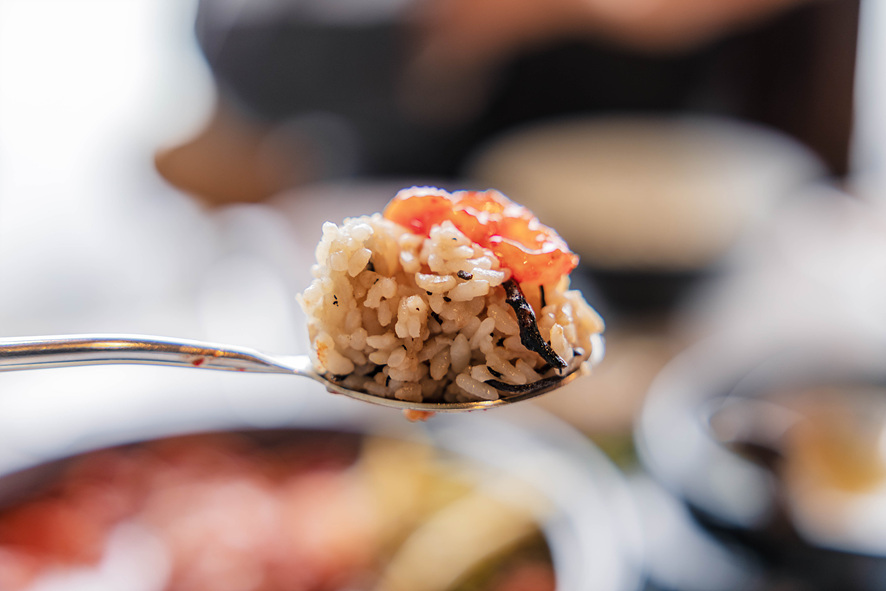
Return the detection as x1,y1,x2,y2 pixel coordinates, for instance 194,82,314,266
0,334,603,412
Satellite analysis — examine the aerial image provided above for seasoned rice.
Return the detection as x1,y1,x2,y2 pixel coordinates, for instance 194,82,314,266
297,189,604,403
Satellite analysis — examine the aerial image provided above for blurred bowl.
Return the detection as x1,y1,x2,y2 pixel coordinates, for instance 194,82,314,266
467,115,825,313
637,327,886,590
0,365,642,591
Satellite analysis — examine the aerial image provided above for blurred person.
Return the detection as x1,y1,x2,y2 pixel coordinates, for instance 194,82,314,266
412,0,813,68
405,0,814,112
155,0,854,204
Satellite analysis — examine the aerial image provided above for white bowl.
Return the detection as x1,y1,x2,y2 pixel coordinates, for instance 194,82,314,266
468,115,825,271
0,364,643,591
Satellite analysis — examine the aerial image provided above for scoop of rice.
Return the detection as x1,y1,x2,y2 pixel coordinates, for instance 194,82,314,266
297,190,604,404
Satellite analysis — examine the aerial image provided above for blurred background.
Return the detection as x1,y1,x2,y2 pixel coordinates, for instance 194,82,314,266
0,0,885,589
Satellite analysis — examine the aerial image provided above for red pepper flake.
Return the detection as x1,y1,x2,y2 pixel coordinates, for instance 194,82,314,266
403,409,435,422
191,357,205,367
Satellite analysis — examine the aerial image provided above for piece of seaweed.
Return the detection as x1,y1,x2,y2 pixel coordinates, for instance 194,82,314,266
502,279,566,370
485,375,565,395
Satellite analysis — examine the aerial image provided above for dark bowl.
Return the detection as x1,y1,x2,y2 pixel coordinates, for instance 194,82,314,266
636,329,886,590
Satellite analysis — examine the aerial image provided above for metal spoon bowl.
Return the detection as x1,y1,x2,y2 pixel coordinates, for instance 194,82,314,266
0,334,604,412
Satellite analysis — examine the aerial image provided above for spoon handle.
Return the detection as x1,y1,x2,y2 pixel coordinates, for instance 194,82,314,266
0,334,311,376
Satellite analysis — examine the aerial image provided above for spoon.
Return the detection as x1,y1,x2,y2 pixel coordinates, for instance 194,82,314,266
0,333,604,412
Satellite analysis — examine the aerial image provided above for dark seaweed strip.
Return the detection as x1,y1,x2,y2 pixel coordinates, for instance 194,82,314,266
539,285,547,309
487,367,503,378
430,311,443,324
534,362,553,375
502,279,567,370
485,375,565,395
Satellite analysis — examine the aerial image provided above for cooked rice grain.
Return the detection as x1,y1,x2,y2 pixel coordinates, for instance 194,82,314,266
298,214,603,403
